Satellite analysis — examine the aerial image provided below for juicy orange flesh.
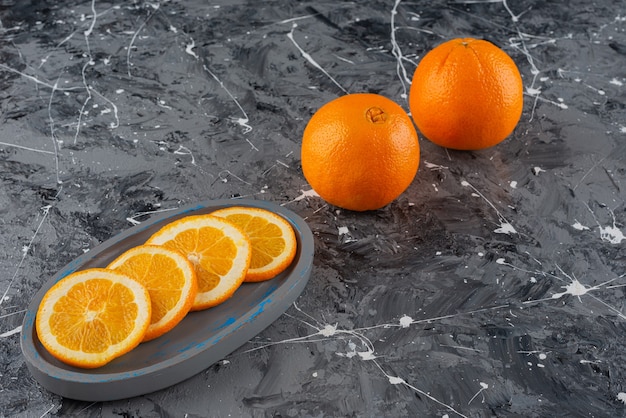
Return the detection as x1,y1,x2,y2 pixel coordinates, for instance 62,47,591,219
112,253,185,324
158,226,236,293
49,279,139,354
223,214,286,269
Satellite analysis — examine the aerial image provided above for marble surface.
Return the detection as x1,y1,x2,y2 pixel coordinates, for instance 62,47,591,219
1,0,625,416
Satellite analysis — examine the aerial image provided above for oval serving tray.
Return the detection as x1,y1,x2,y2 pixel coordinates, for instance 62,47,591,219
21,199,314,402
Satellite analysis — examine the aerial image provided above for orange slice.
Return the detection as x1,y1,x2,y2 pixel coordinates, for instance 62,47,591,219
211,206,297,282
35,268,151,369
107,245,197,342
145,215,251,310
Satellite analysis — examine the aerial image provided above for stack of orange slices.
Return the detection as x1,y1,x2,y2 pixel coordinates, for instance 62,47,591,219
35,206,298,369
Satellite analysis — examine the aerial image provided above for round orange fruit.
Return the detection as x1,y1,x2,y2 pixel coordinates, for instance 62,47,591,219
301,93,420,212
409,38,523,150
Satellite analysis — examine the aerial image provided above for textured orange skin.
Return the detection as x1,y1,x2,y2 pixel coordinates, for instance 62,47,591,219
301,93,420,212
409,38,523,150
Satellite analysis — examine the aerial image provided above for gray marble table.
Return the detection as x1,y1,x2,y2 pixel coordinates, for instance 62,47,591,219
1,0,625,416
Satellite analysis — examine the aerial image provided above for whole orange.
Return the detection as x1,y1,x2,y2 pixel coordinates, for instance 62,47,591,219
409,38,523,150
301,93,420,212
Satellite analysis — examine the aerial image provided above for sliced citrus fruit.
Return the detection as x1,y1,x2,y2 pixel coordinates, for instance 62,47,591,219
211,206,297,282
145,215,251,310
35,268,151,369
107,245,197,342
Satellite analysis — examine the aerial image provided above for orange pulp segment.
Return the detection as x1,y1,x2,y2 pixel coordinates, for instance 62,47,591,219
107,245,197,342
211,206,297,282
145,215,251,310
35,268,151,369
